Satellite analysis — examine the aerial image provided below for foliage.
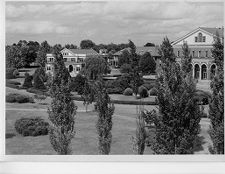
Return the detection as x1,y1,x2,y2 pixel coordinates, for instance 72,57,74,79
33,67,48,82
82,57,110,80
139,52,156,74
107,87,124,94
149,87,158,96
6,93,34,103
152,38,200,154
64,44,77,49
36,41,51,67
132,111,147,154
22,73,33,89
48,50,77,155
33,73,46,90
6,46,24,69
130,71,144,96
13,69,20,77
181,42,192,75
142,82,155,90
26,87,49,96
80,39,96,49
138,85,149,98
15,117,49,136
70,74,86,94
94,79,115,154
209,34,224,154
6,68,16,79
118,50,131,67
120,63,132,74
123,88,133,96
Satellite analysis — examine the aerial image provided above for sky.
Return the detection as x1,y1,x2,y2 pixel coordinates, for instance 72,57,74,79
5,1,224,47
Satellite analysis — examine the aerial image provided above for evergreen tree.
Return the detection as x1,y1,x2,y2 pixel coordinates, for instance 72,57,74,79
209,34,224,154
47,50,77,155
181,42,192,75
22,73,33,88
139,52,156,74
152,38,201,154
36,41,51,67
94,78,114,154
33,73,46,90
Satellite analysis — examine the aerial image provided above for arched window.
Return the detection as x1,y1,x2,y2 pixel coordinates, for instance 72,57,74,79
201,64,207,80
194,64,200,79
198,33,203,42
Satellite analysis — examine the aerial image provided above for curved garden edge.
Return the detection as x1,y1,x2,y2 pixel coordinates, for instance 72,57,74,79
71,94,158,105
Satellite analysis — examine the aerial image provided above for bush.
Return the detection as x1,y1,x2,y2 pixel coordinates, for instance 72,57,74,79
123,88,133,96
138,85,149,98
33,67,48,82
6,68,16,79
194,90,211,105
13,69,19,77
107,87,123,94
120,63,132,74
6,80,21,89
15,117,49,136
142,83,155,90
149,87,158,96
6,93,34,103
22,73,33,89
26,87,49,96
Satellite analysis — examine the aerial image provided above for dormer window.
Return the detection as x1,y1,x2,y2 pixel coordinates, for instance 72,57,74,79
195,33,206,42
198,33,203,42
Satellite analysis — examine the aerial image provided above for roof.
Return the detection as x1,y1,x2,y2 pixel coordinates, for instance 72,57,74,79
172,27,224,45
113,46,160,57
67,48,99,55
199,27,224,38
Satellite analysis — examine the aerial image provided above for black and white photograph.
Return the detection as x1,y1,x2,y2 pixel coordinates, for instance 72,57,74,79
3,0,224,160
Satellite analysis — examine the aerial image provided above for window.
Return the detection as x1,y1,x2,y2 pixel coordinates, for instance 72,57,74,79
192,51,195,57
71,58,75,62
198,51,201,57
76,67,81,72
47,66,51,70
198,33,203,42
77,58,83,63
203,36,206,42
177,51,180,57
64,58,67,62
195,37,198,42
206,51,208,57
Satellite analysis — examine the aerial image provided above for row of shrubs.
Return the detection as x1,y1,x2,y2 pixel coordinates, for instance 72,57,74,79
6,68,19,79
6,93,34,103
123,86,158,97
15,117,49,136
6,80,21,89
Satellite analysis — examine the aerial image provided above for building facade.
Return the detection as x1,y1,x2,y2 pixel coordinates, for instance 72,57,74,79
46,48,99,77
172,27,223,81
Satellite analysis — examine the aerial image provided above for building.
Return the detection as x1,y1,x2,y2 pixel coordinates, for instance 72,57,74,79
46,48,99,77
110,46,160,68
172,27,224,81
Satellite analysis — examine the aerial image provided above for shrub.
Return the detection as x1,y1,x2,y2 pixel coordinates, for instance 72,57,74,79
142,83,155,90
138,85,149,98
22,73,33,89
6,80,20,89
194,90,211,105
15,117,49,136
33,67,48,82
6,68,16,79
149,87,158,96
107,87,123,94
13,69,19,77
26,87,48,96
6,93,34,103
123,88,133,96
120,63,132,74
8,81,21,86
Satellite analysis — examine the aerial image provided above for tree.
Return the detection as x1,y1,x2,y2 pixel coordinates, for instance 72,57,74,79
181,42,192,75
36,41,51,67
64,44,77,49
48,50,77,155
70,74,86,94
94,78,114,154
80,40,95,49
120,63,132,74
209,34,224,154
144,42,155,47
6,45,23,69
22,73,33,89
151,37,201,154
33,73,46,90
139,52,156,74
81,57,109,80
81,78,95,112
118,49,131,67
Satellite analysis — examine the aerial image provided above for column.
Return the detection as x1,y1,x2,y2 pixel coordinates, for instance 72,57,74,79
199,64,202,80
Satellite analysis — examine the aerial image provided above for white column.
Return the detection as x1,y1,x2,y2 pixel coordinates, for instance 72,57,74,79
199,64,202,80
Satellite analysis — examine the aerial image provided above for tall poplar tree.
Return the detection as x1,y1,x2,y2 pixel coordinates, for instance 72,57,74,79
209,34,224,154
94,78,114,154
48,50,77,155
152,37,201,154
181,42,192,75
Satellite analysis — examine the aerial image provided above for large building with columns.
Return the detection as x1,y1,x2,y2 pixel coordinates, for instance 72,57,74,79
172,27,223,81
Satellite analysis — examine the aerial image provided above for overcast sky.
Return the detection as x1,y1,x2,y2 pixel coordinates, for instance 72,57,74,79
6,1,224,46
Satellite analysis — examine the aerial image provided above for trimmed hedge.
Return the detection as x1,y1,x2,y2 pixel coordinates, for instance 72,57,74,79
22,73,33,89
107,87,123,94
6,80,21,89
26,87,49,96
138,85,149,98
15,117,49,136
123,88,133,96
6,93,34,103
149,87,158,96
6,68,16,79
